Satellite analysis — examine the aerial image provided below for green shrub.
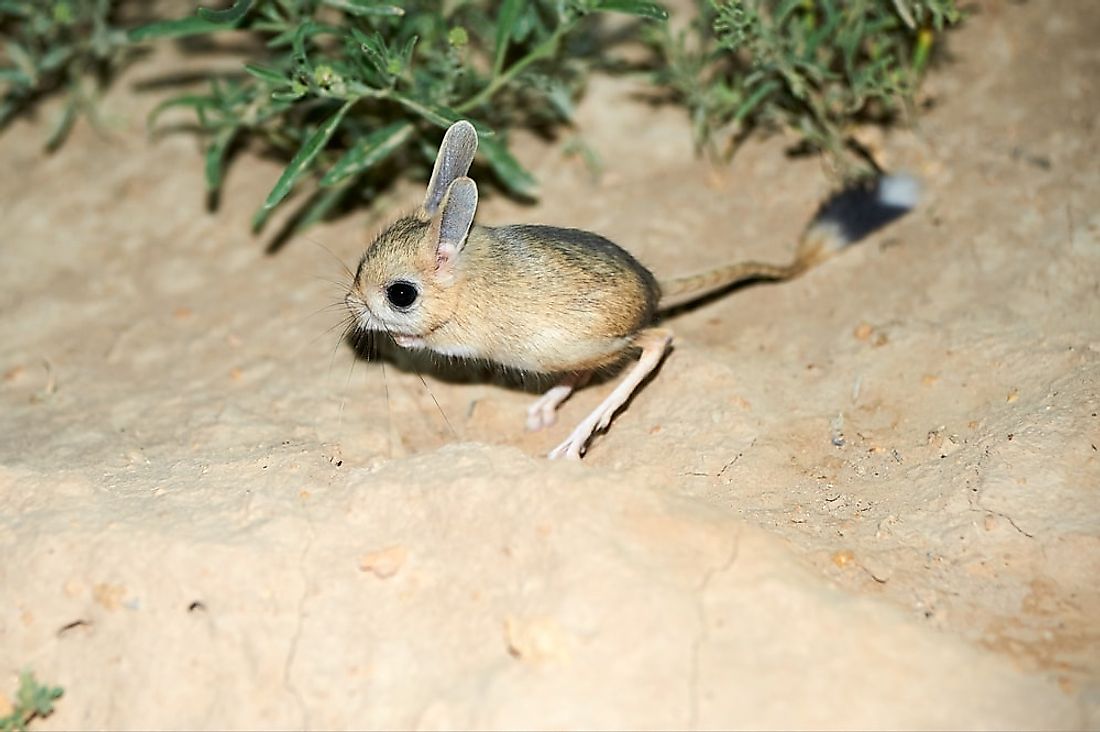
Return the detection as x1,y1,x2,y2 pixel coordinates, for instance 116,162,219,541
132,0,668,234
0,0,135,148
2,0,961,233
653,0,960,175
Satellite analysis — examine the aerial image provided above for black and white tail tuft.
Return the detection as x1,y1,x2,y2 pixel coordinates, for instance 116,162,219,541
811,173,921,251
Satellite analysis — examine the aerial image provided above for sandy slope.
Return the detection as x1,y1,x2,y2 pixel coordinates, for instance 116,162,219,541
1,0,1098,728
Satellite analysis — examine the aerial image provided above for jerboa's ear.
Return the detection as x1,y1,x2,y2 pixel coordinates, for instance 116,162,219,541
422,120,478,217
431,177,478,274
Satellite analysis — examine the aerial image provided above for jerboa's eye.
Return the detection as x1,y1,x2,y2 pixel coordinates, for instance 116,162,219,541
386,281,418,309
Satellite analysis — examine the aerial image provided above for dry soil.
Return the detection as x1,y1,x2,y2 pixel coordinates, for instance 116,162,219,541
1,0,1098,729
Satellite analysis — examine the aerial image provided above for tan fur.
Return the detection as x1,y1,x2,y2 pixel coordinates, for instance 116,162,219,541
348,218,659,373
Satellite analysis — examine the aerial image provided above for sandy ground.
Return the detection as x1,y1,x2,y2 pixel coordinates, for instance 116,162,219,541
2,0,1098,729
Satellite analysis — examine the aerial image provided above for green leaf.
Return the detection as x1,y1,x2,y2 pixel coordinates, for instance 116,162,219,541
40,46,74,73
478,136,537,198
289,21,346,69
17,671,62,717
320,121,413,186
251,201,277,233
291,21,339,57
0,67,31,85
265,27,297,48
774,0,805,26
349,28,391,81
804,9,843,59
130,1,251,41
391,93,460,128
127,16,227,42
255,98,357,225
544,78,575,120
0,1,32,17
493,0,525,76
205,126,238,193
243,63,286,84
45,98,78,152
146,94,222,129
733,79,780,121
1,670,64,731
5,42,36,84
292,20,314,62
196,0,253,24
320,0,404,16
396,34,418,73
593,0,668,21
271,86,307,101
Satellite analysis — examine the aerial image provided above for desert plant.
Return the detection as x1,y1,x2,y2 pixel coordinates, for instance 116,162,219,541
0,0,137,148
0,671,63,732
131,0,669,235
3,0,962,234
654,0,961,175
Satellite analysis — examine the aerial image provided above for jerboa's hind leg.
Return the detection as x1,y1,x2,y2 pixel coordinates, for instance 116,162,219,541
526,371,591,432
548,328,672,460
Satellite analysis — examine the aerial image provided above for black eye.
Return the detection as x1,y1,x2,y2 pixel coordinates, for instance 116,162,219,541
385,281,418,309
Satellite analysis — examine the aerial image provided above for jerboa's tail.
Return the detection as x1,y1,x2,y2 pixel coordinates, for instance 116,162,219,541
657,174,921,311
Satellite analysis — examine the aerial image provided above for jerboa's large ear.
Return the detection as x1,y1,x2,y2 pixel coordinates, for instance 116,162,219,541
431,177,478,274
422,120,478,217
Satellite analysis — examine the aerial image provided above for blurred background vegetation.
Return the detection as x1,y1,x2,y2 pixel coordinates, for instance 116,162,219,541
0,0,960,234
654,0,959,174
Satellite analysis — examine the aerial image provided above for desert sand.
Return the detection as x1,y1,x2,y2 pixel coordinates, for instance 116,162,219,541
1,0,1098,729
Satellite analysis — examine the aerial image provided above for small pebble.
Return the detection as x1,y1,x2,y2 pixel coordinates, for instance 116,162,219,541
359,545,408,579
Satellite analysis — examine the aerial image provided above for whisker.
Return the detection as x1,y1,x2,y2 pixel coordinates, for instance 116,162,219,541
416,370,458,441
297,297,347,323
344,327,366,387
304,235,356,282
313,275,355,291
377,321,458,443
310,306,354,330
335,327,366,441
326,316,357,375
380,357,394,459
372,323,401,459
307,311,355,352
